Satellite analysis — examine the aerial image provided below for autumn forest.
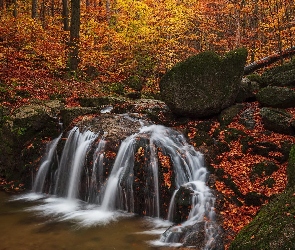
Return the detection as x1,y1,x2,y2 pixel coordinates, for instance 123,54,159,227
1,0,295,249
0,0,295,108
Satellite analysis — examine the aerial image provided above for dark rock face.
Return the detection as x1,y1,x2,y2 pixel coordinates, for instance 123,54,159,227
159,48,247,117
0,101,62,187
256,86,295,108
260,107,294,135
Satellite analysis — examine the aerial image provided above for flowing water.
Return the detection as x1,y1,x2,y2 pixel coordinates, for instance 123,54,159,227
0,192,169,250
3,124,219,249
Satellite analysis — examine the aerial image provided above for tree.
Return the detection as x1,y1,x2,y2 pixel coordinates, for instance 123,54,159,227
68,0,81,72
32,0,37,18
62,0,70,31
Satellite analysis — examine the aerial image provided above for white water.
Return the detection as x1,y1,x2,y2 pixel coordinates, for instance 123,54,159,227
32,134,62,193
15,124,218,249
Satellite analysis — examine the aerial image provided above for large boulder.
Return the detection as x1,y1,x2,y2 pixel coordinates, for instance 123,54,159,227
159,48,247,117
256,86,295,108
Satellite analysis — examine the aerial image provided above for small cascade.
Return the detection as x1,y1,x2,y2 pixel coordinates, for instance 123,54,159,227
30,123,219,249
32,134,62,193
53,127,97,199
88,133,107,204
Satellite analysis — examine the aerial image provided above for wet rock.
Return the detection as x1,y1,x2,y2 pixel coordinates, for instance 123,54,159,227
172,186,194,224
159,48,247,117
239,106,256,129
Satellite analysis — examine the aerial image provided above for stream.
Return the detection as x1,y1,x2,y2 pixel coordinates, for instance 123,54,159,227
0,191,171,250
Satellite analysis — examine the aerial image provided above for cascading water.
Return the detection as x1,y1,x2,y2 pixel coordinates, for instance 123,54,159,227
25,122,220,249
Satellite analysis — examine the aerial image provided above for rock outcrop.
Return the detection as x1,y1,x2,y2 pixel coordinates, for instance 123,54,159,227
159,48,247,117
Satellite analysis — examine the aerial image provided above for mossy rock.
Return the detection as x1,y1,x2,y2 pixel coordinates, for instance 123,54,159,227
223,128,247,144
78,96,126,107
256,86,295,108
260,60,295,87
229,187,295,250
244,192,266,206
260,107,294,135
218,104,244,126
263,178,276,188
287,145,295,188
250,161,279,180
160,48,247,117
60,107,99,128
236,77,260,103
251,141,279,157
191,130,215,147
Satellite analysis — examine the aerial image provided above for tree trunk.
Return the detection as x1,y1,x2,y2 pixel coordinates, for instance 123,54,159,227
12,0,17,17
32,0,37,18
244,46,295,75
62,0,69,31
68,0,81,72
50,0,54,17
0,0,4,10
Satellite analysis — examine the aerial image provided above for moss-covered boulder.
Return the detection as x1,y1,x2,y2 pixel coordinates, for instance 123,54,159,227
256,86,295,108
260,107,294,135
0,101,63,188
159,48,247,117
287,145,295,188
260,60,295,87
229,187,295,250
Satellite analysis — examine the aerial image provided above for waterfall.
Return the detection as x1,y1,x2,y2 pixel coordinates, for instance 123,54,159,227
30,123,219,248
32,134,62,193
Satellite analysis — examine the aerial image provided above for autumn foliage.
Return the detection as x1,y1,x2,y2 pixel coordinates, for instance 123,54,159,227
0,0,295,109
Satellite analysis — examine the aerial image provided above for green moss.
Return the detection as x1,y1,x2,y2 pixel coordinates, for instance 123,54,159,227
260,60,295,87
229,187,295,250
251,161,279,180
287,145,295,188
159,48,247,117
263,178,276,188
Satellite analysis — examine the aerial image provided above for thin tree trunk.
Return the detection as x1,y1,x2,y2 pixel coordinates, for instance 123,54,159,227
12,0,17,17
40,0,46,28
106,0,110,24
0,0,4,10
51,0,54,17
62,0,69,31
68,0,81,72
32,0,37,18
